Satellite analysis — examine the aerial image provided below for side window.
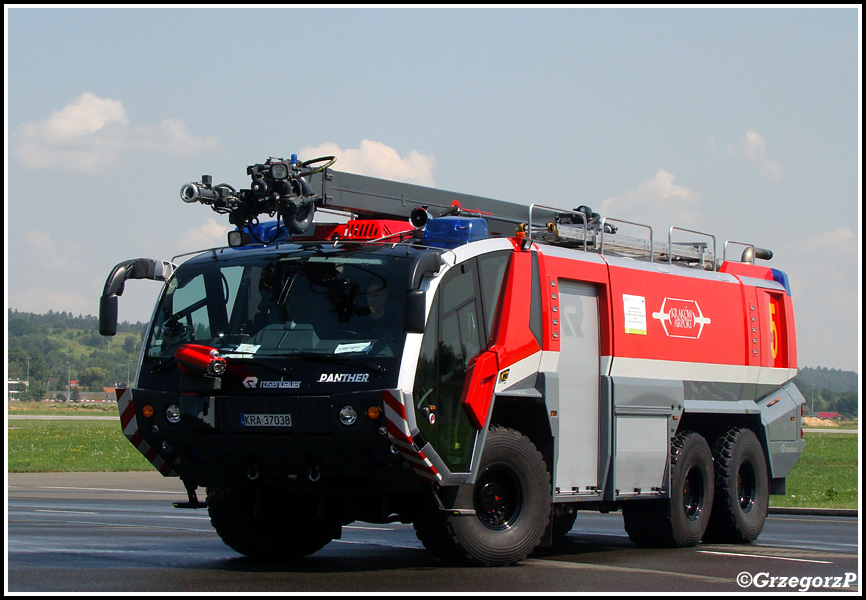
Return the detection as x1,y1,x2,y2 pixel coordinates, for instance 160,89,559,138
529,251,543,346
149,273,210,356
412,260,483,473
440,262,483,371
477,251,510,344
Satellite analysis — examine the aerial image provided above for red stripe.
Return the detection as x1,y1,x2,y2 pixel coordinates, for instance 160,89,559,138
415,451,439,474
386,420,412,444
120,401,136,429
381,390,406,419
412,461,439,475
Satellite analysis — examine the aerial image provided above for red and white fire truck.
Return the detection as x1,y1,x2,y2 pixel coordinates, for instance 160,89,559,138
99,155,805,566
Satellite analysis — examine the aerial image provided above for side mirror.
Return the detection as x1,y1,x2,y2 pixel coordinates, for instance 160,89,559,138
98,258,176,337
99,295,119,336
403,289,427,334
403,252,442,334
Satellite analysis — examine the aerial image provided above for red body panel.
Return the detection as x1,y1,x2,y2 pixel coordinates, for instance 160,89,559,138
538,251,796,371
490,250,541,367
459,244,796,430
607,265,749,366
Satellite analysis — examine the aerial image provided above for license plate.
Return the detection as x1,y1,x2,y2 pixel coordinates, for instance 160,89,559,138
239,413,293,427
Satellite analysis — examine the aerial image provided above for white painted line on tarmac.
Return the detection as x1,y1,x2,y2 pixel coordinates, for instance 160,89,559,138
41,486,185,495
34,509,99,515
697,550,833,564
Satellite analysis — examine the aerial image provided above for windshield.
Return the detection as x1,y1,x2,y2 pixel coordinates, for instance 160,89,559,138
146,249,411,361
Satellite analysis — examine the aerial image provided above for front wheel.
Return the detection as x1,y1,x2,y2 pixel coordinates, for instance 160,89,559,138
413,426,551,566
207,487,340,560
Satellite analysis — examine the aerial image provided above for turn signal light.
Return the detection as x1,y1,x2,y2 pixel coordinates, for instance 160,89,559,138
366,406,382,420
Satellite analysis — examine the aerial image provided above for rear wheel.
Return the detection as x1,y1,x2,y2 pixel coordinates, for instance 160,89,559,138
623,431,714,548
703,427,769,543
413,426,551,566
207,486,340,559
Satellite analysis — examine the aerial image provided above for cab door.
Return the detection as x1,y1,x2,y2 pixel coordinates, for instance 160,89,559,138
412,253,510,473
413,260,482,472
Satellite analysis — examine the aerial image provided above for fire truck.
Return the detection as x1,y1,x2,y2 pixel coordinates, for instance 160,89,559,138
99,155,805,566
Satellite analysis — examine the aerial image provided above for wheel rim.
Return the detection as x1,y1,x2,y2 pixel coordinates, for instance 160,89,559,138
475,465,523,531
737,460,757,513
682,464,705,521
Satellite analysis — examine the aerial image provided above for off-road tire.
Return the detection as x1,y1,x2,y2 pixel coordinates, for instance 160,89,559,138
702,427,769,543
207,486,339,559
622,430,714,548
413,426,551,566
543,508,578,547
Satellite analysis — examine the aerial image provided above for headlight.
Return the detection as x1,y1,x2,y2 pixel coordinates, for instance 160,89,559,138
339,405,357,426
166,404,181,424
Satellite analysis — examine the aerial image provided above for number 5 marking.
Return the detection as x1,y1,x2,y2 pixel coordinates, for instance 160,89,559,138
769,302,779,360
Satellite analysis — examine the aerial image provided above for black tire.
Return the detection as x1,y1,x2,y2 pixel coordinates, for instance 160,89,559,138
207,487,339,559
623,431,714,548
703,427,769,543
547,508,578,545
413,426,551,566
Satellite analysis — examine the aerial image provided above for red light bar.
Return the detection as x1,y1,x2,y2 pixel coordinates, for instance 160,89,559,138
333,219,414,242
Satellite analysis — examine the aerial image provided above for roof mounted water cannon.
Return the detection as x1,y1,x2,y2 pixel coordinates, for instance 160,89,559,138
180,155,337,238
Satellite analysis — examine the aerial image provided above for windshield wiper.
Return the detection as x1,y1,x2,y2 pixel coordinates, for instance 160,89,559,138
286,350,385,376
149,357,178,374
223,357,292,377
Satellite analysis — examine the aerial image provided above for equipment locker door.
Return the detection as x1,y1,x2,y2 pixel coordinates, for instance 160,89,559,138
554,279,601,495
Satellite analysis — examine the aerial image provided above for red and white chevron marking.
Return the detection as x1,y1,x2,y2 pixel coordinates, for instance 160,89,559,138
381,390,441,483
116,388,176,477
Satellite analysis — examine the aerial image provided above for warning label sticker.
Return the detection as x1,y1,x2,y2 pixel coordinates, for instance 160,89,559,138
623,294,647,335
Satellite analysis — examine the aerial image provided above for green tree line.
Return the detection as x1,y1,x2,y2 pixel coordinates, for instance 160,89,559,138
793,367,859,419
8,309,147,401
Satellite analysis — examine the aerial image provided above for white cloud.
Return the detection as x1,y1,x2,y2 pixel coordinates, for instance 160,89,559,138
299,140,435,186
136,118,221,156
10,93,219,172
183,218,229,250
597,169,703,234
727,129,782,180
22,230,84,272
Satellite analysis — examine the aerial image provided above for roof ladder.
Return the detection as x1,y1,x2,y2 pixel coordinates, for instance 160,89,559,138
527,204,717,270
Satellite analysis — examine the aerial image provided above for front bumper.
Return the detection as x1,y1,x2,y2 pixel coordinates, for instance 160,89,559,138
121,388,420,492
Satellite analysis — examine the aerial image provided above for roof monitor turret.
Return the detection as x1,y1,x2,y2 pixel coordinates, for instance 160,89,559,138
179,155,336,242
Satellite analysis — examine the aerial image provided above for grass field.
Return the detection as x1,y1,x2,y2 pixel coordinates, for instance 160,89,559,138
6,403,859,509
7,419,152,472
7,401,118,416
770,432,859,509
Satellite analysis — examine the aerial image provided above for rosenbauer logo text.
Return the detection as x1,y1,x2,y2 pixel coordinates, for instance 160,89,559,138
242,377,301,389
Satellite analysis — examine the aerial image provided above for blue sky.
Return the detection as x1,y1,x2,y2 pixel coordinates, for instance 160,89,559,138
5,7,861,372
